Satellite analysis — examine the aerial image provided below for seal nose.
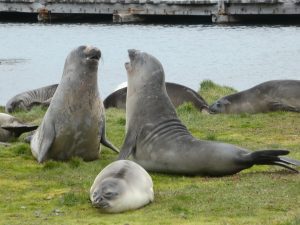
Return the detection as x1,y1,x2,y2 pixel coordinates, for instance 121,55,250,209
208,104,218,114
94,196,103,203
128,49,139,61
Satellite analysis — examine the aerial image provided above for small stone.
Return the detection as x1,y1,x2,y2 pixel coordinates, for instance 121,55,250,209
34,210,42,218
45,196,53,200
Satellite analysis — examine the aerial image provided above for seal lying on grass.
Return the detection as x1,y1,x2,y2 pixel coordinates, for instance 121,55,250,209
118,49,300,176
209,80,300,114
0,113,37,142
5,84,58,113
104,82,209,112
30,45,119,163
90,160,154,213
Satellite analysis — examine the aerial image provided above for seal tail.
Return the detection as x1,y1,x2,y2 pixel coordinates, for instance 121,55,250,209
249,150,300,173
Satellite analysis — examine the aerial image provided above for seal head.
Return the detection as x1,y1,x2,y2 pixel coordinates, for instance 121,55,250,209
91,177,126,210
90,160,154,213
209,98,231,113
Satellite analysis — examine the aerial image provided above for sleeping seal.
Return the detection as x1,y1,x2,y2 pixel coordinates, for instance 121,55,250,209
5,84,58,113
90,160,154,213
30,45,119,163
0,113,37,142
209,80,300,114
104,82,209,112
118,49,300,176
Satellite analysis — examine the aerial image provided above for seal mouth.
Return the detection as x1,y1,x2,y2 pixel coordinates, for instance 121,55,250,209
125,49,140,72
125,62,130,71
84,46,101,62
87,52,101,61
88,54,100,61
92,201,110,209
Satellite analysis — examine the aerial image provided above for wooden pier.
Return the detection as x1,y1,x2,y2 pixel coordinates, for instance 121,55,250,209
0,0,300,23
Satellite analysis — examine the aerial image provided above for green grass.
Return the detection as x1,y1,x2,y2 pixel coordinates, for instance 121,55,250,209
199,79,237,104
0,81,299,225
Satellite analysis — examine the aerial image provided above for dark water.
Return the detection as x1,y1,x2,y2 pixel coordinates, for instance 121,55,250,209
0,22,300,105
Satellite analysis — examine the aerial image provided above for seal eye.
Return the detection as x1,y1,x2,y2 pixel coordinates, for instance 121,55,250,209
104,192,118,199
93,191,98,198
216,102,221,108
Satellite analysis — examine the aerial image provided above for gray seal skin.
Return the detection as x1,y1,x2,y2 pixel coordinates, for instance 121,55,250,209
90,160,154,213
104,82,209,112
103,87,127,110
209,80,300,114
5,84,58,113
118,50,300,176
0,113,38,142
30,46,119,163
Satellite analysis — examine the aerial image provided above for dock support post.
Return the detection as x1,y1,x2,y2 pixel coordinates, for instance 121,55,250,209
113,12,144,23
37,8,51,22
212,0,239,23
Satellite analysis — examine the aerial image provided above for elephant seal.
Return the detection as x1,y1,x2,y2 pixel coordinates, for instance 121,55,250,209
118,50,300,176
209,80,300,114
104,82,209,112
0,113,38,142
5,84,58,113
30,45,119,163
103,87,127,110
90,160,154,213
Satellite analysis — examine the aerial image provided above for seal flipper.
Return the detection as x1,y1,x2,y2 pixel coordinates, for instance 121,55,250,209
118,130,137,160
246,150,300,173
35,122,55,163
41,97,52,108
99,114,119,153
1,124,38,138
269,102,300,112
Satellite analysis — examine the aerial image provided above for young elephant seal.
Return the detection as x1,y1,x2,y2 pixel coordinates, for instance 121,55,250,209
209,80,300,114
31,46,119,163
118,50,300,176
103,82,209,112
5,84,58,113
90,160,154,213
0,113,38,142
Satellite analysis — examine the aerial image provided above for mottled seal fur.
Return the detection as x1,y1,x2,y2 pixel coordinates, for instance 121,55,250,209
104,82,209,112
209,80,300,114
5,84,58,113
0,113,37,142
90,160,154,213
30,45,118,163
118,49,300,176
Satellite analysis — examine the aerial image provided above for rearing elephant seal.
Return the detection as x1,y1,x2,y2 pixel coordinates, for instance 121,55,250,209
118,50,300,176
209,80,300,114
90,160,154,213
5,84,58,113
103,82,209,112
31,46,119,163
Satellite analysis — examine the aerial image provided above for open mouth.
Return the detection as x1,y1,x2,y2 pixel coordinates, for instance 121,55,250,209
89,54,100,60
125,49,139,71
125,62,130,70
87,52,101,61
84,46,101,62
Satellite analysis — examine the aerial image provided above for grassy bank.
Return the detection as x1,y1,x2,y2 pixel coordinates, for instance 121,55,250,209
0,81,299,225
